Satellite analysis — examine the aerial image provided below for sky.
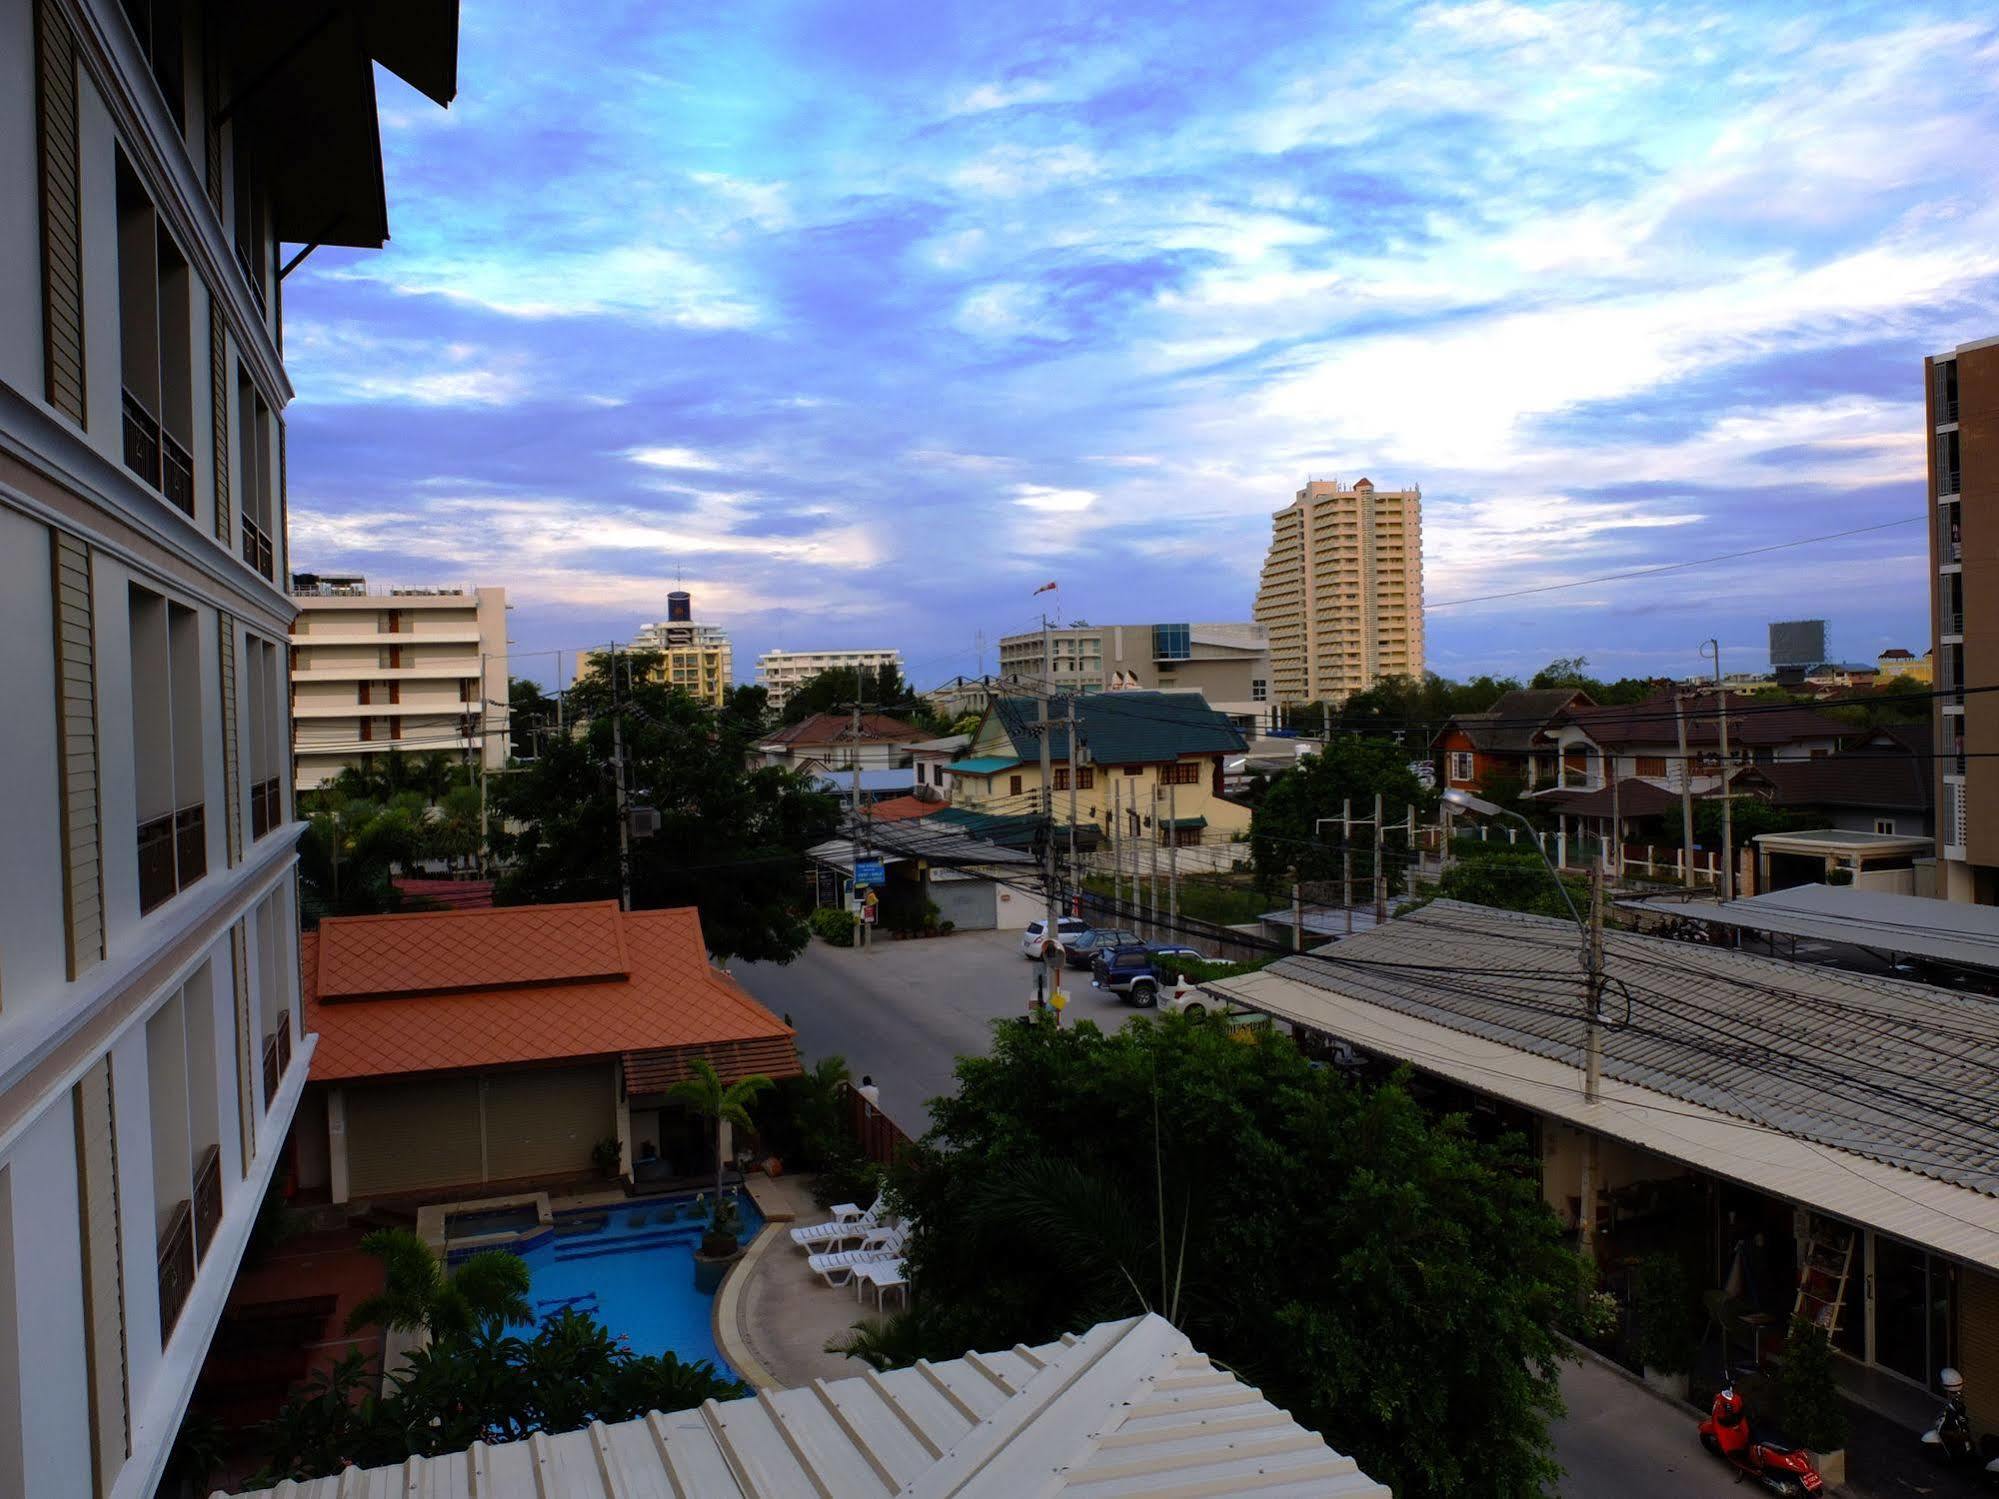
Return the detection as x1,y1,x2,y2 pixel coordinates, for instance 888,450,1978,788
282,0,1999,691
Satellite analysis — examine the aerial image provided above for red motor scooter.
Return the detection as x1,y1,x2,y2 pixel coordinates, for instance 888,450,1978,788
1699,1368,1824,1495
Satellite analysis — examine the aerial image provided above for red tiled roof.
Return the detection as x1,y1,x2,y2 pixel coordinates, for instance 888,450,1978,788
862,795,944,822
1560,693,1850,749
304,901,797,1084
763,711,927,747
1538,777,1685,819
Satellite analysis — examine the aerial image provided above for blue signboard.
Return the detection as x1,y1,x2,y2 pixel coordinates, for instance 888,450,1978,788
854,860,886,887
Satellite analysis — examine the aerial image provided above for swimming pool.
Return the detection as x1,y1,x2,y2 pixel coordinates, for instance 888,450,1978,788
469,1191,763,1375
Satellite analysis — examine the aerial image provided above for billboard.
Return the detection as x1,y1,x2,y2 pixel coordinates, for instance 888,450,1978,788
1768,619,1827,669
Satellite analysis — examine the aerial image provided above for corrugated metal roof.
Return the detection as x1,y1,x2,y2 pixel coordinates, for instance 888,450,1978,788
1209,901,1999,1271
1674,884,1999,971
947,756,1022,775
217,1313,1388,1498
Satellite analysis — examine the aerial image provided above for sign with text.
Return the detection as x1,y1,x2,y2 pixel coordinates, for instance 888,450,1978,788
854,860,886,886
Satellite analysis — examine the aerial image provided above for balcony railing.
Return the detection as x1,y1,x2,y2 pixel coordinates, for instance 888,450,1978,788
276,1010,292,1076
235,241,266,317
1941,507,1963,564
192,1144,222,1264
122,388,160,487
242,517,274,581
1940,470,1961,498
175,803,205,884
262,1032,280,1108
250,776,282,840
157,1199,195,1341
138,802,206,915
1943,611,1964,637
161,429,194,517
1940,397,1959,423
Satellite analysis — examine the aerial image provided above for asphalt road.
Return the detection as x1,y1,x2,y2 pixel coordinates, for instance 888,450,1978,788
1552,1357,1741,1499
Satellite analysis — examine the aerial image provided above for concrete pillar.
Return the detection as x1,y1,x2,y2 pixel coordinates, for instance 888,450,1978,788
328,1088,349,1205
613,1062,633,1176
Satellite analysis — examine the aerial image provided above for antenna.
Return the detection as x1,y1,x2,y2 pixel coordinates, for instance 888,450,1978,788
975,629,985,678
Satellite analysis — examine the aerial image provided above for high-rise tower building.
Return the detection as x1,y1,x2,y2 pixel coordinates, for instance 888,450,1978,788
1253,478,1424,704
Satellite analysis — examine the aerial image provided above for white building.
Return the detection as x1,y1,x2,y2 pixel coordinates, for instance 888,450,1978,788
288,575,508,791
754,646,903,711
0,3,457,1496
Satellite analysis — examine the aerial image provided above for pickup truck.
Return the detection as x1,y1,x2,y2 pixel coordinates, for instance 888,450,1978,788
1089,943,1212,1006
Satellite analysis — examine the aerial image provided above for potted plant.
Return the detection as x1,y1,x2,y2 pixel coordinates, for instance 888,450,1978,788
1778,1316,1848,1485
590,1136,624,1180
1630,1253,1697,1400
668,1058,774,1291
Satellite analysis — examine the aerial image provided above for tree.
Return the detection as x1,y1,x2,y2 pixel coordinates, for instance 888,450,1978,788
345,1228,532,1341
873,1015,1586,1499
779,662,921,725
667,1057,775,1246
1430,842,1589,920
509,676,559,760
1249,736,1431,895
488,659,839,961
722,683,771,735
1529,657,1658,706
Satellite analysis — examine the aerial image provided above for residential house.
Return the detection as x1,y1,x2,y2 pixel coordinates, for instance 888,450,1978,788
287,575,508,790
0,3,458,1495
1735,723,1935,841
950,691,1251,847
908,731,967,798
290,901,799,1203
1432,687,1593,795
221,1313,1390,1499
1213,901,1999,1429
1541,692,1851,800
1876,647,1932,684
755,711,927,773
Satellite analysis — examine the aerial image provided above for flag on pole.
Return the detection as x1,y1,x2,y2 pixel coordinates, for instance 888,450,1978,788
1033,581,1058,595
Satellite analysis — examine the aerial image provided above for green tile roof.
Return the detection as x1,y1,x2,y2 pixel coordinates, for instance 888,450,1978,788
991,692,1246,766
947,755,1021,775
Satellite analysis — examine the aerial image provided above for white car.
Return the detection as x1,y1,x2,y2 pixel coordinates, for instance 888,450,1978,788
1161,980,1265,1030
1021,917,1089,960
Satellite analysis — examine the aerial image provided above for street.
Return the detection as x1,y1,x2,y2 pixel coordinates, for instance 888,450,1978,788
1552,1357,1740,1498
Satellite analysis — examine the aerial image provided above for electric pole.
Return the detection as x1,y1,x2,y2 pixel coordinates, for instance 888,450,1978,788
1065,693,1080,908
1166,769,1179,933
610,644,631,913
851,687,868,954
1704,640,1736,901
1147,781,1160,942
1579,861,1606,1264
1341,797,1353,935
1038,618,1061,1006
1372,791,1387,924
1675,691,1696,888
1110,775,1122,921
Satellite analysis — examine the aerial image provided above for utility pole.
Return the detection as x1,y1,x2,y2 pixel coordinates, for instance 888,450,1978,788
1066,694,1080,909
1609,771,1622,882
851,687,868,954
1704,640,1736,901
1579,862,1606,1264
610,644,632,913
1166,769,1179,933
1341,797,1353,935
1109,775,1121,921
1372,791,1387,924
1675,691,1696,889
1038,621,1061,1004
1147,780,1160,941
1292,872,1303,952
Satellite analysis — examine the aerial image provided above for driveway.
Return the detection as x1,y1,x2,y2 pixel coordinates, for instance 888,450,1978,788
730,928,1147,1134
1551,1356,1739,1498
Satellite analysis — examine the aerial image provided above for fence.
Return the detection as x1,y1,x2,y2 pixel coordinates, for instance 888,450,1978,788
842,1082,915,1167
1428,823,1727,888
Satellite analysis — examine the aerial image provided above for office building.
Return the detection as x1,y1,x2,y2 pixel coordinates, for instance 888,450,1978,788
754,647,903,711
1932,335,1997,902
288,577,508,791
996,621,1271,729
1253,478,1423,704
0,3,458,1495
627,589,733,707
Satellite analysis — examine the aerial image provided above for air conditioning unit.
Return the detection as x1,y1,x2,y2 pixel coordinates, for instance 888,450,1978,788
629,806,662,839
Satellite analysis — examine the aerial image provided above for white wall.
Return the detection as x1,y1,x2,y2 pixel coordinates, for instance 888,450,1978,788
0,509,66,1037
0,0,41,401
0,1104,93,1499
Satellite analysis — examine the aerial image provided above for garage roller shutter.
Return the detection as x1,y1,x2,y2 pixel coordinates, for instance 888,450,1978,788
483,1068,609,1181
1964,1269,1999,1438
930,878,996,931
346,1078,482,1197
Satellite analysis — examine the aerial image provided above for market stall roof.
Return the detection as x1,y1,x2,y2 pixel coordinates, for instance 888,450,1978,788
1656,884,1999,970
1207,900,1999,1272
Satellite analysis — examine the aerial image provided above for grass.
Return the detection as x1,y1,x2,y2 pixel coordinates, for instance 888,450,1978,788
1081,874,1268,928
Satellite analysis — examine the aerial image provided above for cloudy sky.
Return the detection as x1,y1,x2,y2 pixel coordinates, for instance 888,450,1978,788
284,0,1999,691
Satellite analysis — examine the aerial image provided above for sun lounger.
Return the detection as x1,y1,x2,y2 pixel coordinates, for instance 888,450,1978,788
790,1202,883,1252
827,1190,884,1226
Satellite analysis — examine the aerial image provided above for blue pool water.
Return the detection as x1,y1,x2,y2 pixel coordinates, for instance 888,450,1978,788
460,1191,763,1376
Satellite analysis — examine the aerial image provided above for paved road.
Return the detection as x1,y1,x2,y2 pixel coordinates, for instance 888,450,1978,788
1552,1356,1740,1498
731,927,1143,1134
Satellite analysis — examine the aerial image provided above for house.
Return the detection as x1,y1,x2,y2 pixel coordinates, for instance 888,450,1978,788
754,711,927,773
1211,900,1999,1435
1876,647,1933,684
1734,723,1935,840
1541,692,1851,800
290,902,799,1203
907,731,968,798
1432,687,1593,794
222,1312,1390,1499
950,691,1252,846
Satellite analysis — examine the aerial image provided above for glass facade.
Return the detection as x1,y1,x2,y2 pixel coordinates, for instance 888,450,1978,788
1152,623,1191,660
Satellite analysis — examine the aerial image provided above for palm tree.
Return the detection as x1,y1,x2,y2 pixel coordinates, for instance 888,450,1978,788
345,1228,532,1342
667,1058,774,1226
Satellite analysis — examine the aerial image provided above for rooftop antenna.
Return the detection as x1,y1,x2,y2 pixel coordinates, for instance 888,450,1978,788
975,629,986,678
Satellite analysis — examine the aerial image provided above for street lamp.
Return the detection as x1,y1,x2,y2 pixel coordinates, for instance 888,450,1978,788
1438,787,1584,946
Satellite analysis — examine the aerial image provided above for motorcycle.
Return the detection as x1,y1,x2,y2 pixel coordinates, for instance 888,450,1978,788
1921,1367,1999,1489
1699,1368,1824,1495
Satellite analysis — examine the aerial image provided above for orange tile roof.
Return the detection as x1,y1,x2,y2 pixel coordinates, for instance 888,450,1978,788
303,901,797,1084
861,795,943,822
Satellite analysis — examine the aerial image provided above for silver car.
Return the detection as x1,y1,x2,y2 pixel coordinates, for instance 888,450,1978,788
1021,917,1089,960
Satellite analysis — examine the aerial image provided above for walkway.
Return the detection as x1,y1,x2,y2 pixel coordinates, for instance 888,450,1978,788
727,1175,890,1388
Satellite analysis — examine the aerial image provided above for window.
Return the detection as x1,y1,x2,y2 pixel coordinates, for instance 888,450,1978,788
131,586,205,913
146,970,220,1343
1448,751,1474,783
232,133,270,313
1053,767,1070,791
254,890,294,1108
378,645,401,669
1009,774,1023,797
117,0,186,133
117,157,194,515
1635,756,1668,778
235,367,274,577
915,763,926,785
1252,678,1267,702
1161,760,1201,785
1152,623,1191,661
1077,766,1094,790
460,678,477,704
245,637,283,838
1875,818,1897,836
1124,765,1142,776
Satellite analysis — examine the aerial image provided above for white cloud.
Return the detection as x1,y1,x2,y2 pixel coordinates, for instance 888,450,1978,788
1010,484,1098,513
625,445,725,472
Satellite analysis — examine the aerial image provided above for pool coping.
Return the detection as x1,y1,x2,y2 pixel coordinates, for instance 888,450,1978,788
712,1175,800,1391
417,1190,554,1256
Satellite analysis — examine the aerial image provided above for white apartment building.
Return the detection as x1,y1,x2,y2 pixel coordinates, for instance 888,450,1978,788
1254,477,1424,704
997,621,1272,730
755,646,903,710
0,3,456,1496
289,576,508,791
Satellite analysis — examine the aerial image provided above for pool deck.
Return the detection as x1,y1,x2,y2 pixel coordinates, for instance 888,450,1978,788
719,1174,878,1389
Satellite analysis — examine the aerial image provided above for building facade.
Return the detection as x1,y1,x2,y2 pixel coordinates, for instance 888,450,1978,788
754,646,902,711
1254,478,1423,704
1931,336,1995,902
1876,647,1932,684
619,590,733,707
0,3,456,1495
997,621,1271,729
288,577,507,790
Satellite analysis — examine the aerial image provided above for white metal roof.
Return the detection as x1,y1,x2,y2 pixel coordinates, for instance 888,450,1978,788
1208,901,1999,1274
1676,884,1999,971
217,1313,1387,1498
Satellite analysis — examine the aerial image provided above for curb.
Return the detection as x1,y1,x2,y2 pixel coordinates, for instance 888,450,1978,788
711,1223,784,1392
1555,1332,1704,1420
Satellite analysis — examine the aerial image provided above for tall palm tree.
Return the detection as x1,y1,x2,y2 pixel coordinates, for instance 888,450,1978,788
345,1228,532,1342
667,1058,774,1212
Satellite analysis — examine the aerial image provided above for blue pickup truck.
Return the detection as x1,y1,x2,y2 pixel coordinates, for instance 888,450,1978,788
1089,943,1212,1006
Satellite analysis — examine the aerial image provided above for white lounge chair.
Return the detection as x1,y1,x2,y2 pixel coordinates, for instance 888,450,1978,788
806,1226,905,1287
853,1257,909,1310
790,1201,883,1252
827,1190,884,1226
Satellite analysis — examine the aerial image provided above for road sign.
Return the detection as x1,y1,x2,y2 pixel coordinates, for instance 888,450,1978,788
854,860,886,887
861,902,878,925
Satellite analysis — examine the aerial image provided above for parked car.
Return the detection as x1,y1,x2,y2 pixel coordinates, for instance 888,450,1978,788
1020,916,1089,960
1091,944,1221,1005
1161,981,1261,1026
1063,927,1143,969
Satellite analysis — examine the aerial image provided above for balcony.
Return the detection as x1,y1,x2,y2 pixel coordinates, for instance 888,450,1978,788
138,802,205,915
1939,397,1958,424
157,1199,194,1341
1943,611,1964,638
242,517,274,581
192,1144,222,1264
262,1030,280,1109
250,776,282,839
1940,471,1961,498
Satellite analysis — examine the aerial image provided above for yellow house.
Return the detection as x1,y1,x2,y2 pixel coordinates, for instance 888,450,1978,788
1876,647,1933,684
947,692,1252,847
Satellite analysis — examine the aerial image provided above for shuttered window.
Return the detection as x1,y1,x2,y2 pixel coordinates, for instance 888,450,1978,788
72,1058,128,1496
230,921,254,1175
1963,1270,1999,1440
51,531,103,978
483,1069,611,1181
209,306,229,542
345,1079,485,1198
218,613,241,864
129,587,206,913
35,0,86,425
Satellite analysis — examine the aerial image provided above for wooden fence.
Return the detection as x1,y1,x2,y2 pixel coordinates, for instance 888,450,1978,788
843,1082,915,1167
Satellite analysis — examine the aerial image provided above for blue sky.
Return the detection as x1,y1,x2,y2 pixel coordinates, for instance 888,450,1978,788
283,0,1999,691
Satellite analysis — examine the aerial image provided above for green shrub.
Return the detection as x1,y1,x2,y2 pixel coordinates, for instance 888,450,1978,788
1630,1253,1697,1374
1777,1317,1849,1452
811,1142,883,1210
810,906,856,946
